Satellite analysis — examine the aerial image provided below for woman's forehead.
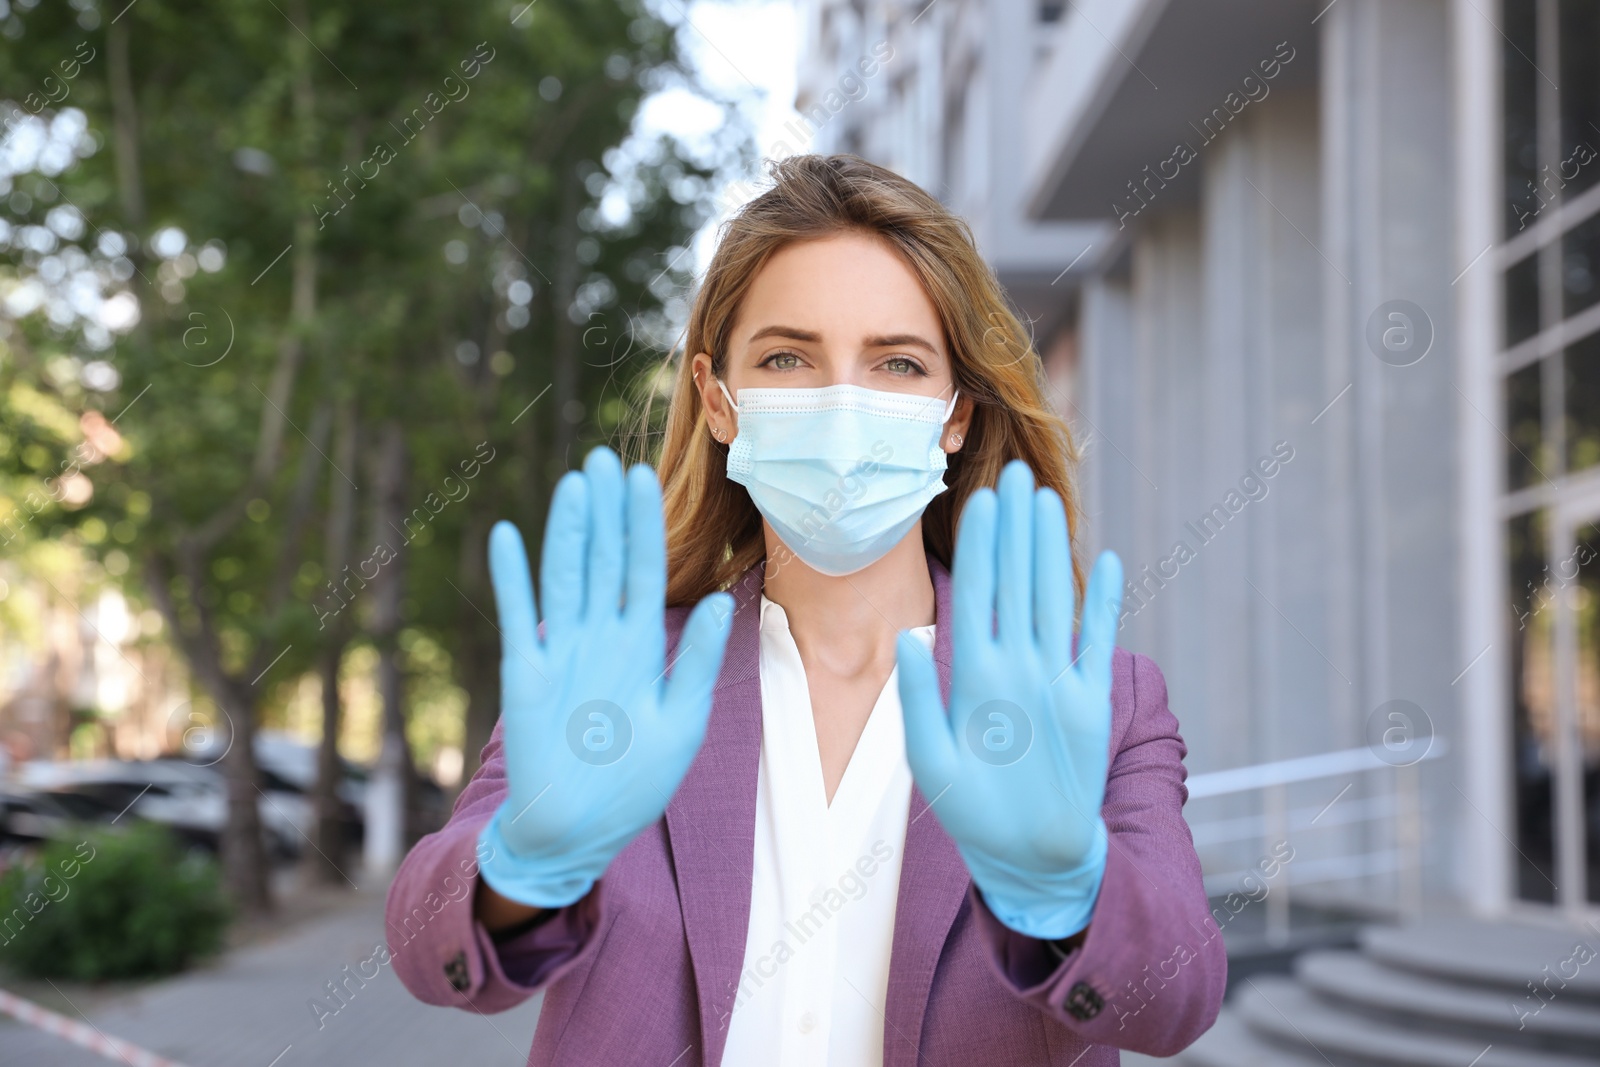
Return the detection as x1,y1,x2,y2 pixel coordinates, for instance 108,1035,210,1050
730,233,945,351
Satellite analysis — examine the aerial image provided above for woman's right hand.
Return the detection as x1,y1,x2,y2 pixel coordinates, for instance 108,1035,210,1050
475,446,735,909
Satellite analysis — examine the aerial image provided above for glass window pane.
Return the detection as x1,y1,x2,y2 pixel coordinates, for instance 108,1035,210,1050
1567,331,1600,473
1559,0,1600,202
1507,359,1546,490
1510,509,1557,902
1504,0,1540,236
1575,520,1600,904
1506,252,1541,347
1564,212,1600,319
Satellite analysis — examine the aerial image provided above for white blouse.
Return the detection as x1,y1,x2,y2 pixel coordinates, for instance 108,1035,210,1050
719,594,939,1067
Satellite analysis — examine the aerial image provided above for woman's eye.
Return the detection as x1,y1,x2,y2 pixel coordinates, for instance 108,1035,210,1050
761,351,802,370
883,356,925,376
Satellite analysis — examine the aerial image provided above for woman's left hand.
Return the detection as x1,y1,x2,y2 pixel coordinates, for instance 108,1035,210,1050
896,459,1124,941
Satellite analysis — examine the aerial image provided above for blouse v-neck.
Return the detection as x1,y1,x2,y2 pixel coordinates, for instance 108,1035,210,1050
718,593,937,1067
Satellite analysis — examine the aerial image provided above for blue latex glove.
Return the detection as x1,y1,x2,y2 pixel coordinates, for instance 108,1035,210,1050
896,458,1124,940
476,446,735,909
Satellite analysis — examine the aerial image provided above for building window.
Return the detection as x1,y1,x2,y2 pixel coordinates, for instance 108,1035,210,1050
1502,0,1600,908
1507,508,1555,903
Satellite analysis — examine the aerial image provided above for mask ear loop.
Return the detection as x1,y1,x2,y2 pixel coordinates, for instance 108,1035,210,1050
715,377,740,414
941,389,960,423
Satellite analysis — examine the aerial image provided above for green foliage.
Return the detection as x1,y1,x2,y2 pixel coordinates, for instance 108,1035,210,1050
0,824,230,980
0,0,755,894
0,0,744,675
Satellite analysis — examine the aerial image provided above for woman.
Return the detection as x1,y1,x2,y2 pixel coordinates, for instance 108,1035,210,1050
386,155,1225,1065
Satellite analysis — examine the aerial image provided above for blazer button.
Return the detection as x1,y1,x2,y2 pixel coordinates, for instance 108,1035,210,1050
444,949,470,992
1065,981,1104,1021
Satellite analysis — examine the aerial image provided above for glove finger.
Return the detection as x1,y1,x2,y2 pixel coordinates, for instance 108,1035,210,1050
660,591,736,743
1033,486,1074,678
952,486,997,656
623,463,666,630
489,520,544,692
582,446,627,622
540,471,588,643
1078,550,1124,693
995,460,1035,644
896,630,958,794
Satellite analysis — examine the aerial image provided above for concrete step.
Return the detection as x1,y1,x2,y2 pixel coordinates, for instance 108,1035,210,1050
1234,975,1600,1067
1360,915,1600,1000
1172,1008,1332,1067
1297,949,1600,1052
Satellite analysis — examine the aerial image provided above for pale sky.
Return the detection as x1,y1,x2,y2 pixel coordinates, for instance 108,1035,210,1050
638,0,807,273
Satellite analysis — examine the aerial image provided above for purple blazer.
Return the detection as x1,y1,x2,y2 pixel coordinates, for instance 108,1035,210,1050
386,551,1226,1064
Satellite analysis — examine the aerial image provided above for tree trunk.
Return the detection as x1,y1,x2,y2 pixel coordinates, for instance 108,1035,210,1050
458,510,498,783
218,679,271,913
312,409,359,884
105,15,145,230
552,169,580,471
143,547,273,914
364,421,413,874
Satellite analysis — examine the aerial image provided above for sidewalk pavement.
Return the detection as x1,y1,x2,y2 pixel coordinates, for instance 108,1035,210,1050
0,882,1183,1066
0,887,542,1067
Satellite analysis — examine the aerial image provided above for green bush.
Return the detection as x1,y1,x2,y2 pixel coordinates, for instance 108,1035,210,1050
0,822,231,980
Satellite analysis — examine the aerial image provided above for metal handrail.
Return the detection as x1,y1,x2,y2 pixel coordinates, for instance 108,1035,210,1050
1183,741,1448,945
1186,741,1448,799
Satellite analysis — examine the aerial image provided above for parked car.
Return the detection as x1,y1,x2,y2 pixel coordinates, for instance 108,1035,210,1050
204,730,441,842
7,757,307,859
179,731,368,854
0,787,123,844
1,734,434,863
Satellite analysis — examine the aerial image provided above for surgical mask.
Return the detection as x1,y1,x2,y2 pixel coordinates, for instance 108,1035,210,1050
715,378,960,576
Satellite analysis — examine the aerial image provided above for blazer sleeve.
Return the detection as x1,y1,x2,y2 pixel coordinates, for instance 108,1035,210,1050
384,712,608,1014
969,649,1228,1057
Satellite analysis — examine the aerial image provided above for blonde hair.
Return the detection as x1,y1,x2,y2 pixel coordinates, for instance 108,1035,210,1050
626,154,1085,610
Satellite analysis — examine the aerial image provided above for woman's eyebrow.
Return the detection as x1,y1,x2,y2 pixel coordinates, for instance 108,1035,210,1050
747,324,822,344
744,325,941,356
865,333,939,354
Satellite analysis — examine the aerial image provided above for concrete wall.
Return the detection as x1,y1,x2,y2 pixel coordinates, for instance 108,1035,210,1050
1076,1,1463,906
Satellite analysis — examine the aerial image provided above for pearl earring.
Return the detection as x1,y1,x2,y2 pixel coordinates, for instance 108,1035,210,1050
950,433,964,447
713,427,725,442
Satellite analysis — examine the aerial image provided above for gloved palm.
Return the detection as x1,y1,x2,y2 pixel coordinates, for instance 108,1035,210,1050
477,446,734,908
897,459,1124,940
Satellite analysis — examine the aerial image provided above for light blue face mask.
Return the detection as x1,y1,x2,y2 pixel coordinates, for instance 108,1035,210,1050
715,378,960,576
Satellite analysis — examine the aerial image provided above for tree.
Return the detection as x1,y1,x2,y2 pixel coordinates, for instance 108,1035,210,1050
0,0,749,913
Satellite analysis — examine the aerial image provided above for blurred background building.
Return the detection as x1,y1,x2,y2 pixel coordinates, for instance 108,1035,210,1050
798,0,1600,1062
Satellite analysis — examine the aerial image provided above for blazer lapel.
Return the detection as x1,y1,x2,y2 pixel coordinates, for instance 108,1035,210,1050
664,561,764,1067
884,552,971,1067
